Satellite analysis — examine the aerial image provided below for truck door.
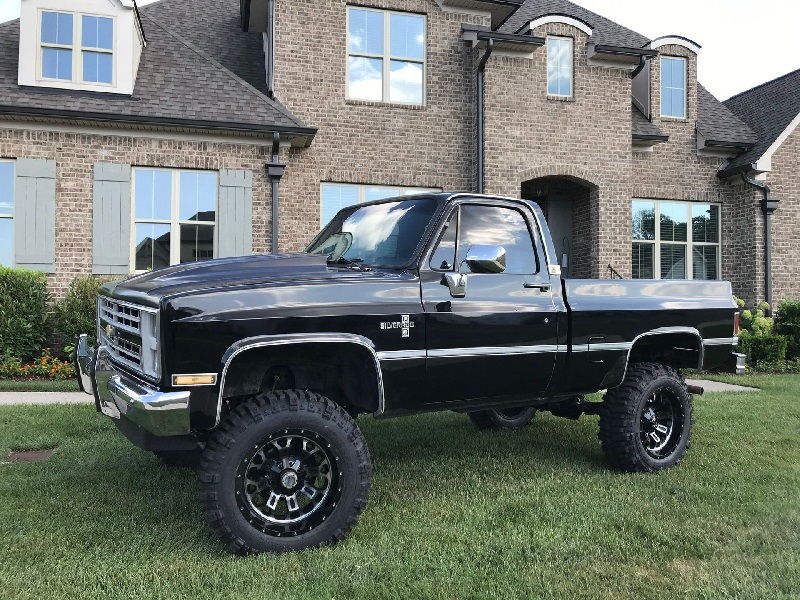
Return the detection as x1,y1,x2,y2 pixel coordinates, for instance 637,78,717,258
420,200,558,405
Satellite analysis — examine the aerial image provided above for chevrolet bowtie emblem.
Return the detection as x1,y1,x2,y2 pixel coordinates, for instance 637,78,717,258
380,315,414,338
105,324,114,337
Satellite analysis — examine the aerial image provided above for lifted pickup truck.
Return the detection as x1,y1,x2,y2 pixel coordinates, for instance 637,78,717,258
76,193,741,554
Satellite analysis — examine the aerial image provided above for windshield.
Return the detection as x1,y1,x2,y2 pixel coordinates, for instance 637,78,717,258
307,198,438,268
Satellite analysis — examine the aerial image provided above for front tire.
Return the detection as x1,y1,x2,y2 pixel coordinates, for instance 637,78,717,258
198,389,372,554
468,407,536,430
599,362,692,472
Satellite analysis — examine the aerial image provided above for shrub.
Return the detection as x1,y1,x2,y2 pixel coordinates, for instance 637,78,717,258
0,352,74,380
738,330,787,364
775,300,800,359
0,267,50,362
53,275,116,352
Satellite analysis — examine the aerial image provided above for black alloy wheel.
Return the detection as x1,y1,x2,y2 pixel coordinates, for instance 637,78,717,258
599,362,693,472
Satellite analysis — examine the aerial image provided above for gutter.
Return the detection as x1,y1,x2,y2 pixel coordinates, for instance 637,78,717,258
740,174,779,309
265,0,276,98
0,105,317,138
476,38,494,194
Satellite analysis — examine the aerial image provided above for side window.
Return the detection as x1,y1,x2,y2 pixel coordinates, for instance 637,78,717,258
429,210,458,270
457,205,538,275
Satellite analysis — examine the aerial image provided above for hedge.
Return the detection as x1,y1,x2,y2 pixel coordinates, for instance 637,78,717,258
0,267,50,362
53,275,115,351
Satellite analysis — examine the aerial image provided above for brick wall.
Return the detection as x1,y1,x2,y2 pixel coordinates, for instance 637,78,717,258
273,0,484,251
0,127,274,298
768,125,800,305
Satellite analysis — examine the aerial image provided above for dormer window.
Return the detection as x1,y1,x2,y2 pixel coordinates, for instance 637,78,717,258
660,56,686,118
81,16,114,84
20,1,141,95
40,12,73,80
39,11,114,85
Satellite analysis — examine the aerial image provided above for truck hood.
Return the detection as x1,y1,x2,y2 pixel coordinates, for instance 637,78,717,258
103,253,382,307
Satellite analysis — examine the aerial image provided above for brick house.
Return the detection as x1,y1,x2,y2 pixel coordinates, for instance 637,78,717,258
0,0,796,307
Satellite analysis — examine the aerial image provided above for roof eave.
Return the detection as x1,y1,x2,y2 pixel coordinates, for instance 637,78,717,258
0,105,317,144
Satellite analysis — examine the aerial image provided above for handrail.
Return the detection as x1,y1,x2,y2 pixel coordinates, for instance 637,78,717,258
608,264,624,279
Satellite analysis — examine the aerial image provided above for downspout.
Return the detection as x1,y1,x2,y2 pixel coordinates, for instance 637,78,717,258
476,38,494,194
265,0,276,98
268,132,286,253
741,174,779,309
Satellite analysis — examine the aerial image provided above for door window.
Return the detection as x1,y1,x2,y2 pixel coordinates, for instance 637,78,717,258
457,205,538,275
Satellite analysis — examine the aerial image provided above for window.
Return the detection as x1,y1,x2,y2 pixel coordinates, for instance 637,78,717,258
347,7,426,104
632,200,720,280
660,57,686,118
132,169,217,272
308,198,439,268
40,11,113,84
320,183,439,226
457,205,538,275
0,161,13,267
546,36,573,97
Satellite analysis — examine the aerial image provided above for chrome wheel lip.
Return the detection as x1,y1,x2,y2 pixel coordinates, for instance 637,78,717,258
236,429,341,535
638,387,684,459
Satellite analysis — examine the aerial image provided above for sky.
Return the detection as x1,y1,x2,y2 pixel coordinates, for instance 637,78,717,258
0,0,798,100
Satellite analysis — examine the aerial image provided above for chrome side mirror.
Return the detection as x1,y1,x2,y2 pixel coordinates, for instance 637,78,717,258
465,245,507,274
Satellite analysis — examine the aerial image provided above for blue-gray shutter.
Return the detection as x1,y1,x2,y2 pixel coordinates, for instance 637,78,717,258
14,158,56,272
92,162,131,274
217,169,253,258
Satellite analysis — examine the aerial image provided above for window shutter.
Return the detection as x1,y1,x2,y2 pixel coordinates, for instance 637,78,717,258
217,169,253,258
14,158,56,272
92,162,131,274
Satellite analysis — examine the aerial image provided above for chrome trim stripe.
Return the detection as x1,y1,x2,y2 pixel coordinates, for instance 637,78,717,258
703,337,738,346
377,349,427,361
427,344,560,358
216,333,385,425
570,341,633,352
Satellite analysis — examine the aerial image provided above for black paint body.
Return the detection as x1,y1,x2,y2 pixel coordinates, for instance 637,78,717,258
99,194,738,432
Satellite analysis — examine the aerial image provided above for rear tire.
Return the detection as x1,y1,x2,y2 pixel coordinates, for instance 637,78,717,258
198,389,372,555
468,407,536,430
599,362,692,472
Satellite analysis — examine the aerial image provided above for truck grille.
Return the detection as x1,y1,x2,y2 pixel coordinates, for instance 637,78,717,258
98,297,159,378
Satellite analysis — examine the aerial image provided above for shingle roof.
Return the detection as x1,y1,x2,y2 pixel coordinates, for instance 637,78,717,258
0,0,313,137
499,0,649,47
722,68,800,174
697,83,756,147
632,105,666,140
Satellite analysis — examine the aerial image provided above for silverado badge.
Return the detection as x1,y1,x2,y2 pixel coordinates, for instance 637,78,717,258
380,315,414,338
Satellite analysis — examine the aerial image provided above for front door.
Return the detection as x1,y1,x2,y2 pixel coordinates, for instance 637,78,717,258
420,200,558,405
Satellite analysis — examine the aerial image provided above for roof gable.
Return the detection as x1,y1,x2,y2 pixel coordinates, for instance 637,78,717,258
722,68,800,174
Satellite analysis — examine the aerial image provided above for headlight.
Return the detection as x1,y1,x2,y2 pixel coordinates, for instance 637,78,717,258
139,309,161,380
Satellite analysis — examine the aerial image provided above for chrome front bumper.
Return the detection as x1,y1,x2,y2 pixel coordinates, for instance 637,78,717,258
76,334,191,437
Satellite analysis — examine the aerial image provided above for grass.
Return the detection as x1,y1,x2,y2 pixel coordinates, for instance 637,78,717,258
0,375,797,600
0,379,80,392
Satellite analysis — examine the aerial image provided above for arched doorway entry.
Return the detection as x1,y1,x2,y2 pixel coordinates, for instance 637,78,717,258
521,175,599,279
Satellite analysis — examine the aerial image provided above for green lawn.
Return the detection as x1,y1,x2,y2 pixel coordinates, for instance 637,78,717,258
0,374,797,600
0,379,80,392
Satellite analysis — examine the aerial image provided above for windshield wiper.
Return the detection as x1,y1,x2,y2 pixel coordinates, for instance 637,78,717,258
328,257,371,271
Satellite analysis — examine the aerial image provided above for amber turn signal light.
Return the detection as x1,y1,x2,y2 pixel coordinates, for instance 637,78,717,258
172,374,218,386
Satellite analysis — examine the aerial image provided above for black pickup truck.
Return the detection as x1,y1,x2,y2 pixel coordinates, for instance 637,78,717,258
76,192,742,554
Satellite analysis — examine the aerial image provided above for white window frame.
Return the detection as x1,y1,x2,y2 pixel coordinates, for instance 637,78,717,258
131,168,218,273
320,183,440,226
546,35,573,98
631,199,721,280
37,9,116,87
345,7,427,106
660,56,686,119
0,159,14,268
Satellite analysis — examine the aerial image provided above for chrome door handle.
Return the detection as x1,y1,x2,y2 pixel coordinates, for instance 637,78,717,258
523,283,550,292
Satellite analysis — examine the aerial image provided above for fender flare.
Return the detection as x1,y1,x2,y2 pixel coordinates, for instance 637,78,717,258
216,333,385,426
615,326,703,386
